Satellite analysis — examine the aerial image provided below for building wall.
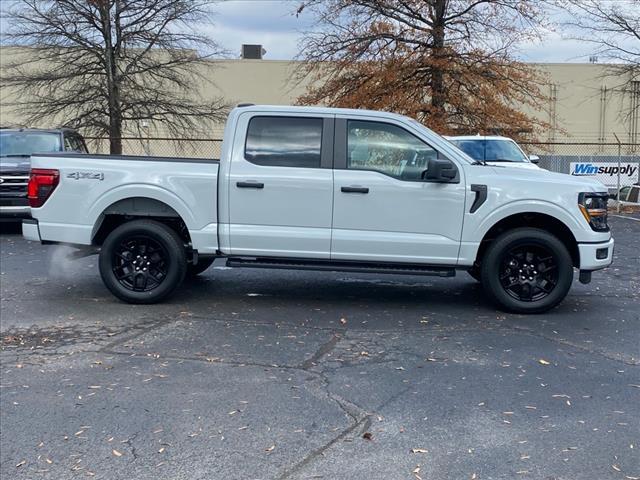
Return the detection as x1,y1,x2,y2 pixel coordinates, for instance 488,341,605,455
1,47,638,147
526,63,636,144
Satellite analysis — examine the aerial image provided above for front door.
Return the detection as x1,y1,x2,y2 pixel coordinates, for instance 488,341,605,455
228,114,334,259
331,117,466,264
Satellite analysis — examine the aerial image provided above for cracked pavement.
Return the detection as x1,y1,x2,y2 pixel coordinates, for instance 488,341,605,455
1,216,639,479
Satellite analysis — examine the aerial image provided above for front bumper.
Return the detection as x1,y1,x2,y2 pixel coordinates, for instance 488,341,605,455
578,237,614,271
22,218,41,242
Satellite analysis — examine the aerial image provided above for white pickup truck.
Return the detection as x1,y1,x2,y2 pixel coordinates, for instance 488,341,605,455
23,105,614,313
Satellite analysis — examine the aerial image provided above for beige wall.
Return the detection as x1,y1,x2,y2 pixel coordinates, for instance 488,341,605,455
1,47,638,147
527,63,636,144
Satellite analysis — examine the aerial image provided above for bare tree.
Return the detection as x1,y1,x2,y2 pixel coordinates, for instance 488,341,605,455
1,0,229,154
560,0,639,122
295,0,552,139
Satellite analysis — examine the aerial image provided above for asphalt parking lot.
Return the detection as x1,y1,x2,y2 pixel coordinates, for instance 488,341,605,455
1,217,638,480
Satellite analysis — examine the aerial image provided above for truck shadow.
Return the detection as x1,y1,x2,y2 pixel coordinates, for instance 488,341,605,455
175,270,512,322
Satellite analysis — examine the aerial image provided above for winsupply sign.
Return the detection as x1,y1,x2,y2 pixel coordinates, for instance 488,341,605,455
570,162,639,186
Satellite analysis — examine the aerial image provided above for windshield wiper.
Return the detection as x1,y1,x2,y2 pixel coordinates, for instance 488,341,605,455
0,154,31,158
485,159,524,163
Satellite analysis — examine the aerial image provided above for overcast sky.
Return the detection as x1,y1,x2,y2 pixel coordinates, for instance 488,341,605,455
208,0,600,62
0,0,609,63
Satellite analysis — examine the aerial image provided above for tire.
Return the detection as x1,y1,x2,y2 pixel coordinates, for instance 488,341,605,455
480,228,573,314
99,219,187,304
187,257,215,276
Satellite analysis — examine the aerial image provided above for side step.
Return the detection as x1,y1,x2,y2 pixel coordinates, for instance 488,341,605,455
225,256,456,277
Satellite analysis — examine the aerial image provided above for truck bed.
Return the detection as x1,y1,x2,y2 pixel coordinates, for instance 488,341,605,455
28,153,220,254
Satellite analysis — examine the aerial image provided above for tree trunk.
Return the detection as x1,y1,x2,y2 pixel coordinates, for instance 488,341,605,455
431,0,447,122
100,2,123,154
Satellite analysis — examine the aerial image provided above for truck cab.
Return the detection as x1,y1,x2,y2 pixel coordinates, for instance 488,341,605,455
23,106,614,313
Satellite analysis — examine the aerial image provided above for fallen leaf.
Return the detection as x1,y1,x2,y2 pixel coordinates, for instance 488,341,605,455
362,432,373,440
411,448,428,454
538,359,551,365
112,449,123,457
16,460,26,468
265,445,275,452
612,465,621,472
339,318,347,325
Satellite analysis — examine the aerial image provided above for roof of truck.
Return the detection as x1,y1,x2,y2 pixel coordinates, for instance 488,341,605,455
445,135,516,141
0,127,79,134
233,104,415,123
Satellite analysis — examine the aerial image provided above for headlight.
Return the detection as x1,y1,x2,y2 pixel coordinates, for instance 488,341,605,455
578,192,609,232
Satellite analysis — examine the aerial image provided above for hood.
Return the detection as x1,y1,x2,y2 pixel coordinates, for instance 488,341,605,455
485,161,540,170
0,155,31,174
488,165,607,192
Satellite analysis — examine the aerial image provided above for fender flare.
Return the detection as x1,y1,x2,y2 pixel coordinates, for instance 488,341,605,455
88,184,198,239
467,200,587,243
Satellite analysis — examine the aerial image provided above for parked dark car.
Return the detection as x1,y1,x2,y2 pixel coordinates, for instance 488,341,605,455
0,128,88,220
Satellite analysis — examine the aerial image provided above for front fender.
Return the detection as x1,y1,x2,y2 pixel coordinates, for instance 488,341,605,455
465,200,589,243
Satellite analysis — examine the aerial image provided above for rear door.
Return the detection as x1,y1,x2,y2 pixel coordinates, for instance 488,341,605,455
227,113,334,258
331,116,466,264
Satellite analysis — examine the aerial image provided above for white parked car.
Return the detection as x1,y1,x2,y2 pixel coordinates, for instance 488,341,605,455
446,135,541,170
615,184,640,204
23,105,613,313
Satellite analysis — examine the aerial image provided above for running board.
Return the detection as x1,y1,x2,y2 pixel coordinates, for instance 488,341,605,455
225,257,456,277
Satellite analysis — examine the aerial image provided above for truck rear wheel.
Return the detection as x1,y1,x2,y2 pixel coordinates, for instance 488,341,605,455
99,219,187,304
480,228,573,314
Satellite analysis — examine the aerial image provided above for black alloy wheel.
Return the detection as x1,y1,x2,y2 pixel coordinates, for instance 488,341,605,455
99,219,187,304
112,235,168,292
480,228,573,314
499,244,559,302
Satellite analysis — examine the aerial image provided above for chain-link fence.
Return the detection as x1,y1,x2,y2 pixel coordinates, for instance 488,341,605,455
85,136,639,208
520,141,639,195
520,141,640,212
84,137,223,159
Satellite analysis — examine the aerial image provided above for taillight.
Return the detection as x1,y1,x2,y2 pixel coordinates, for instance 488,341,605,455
28,168,60,208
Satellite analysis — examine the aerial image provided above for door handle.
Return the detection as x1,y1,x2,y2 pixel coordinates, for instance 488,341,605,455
237,181,264,189
341,186,369,194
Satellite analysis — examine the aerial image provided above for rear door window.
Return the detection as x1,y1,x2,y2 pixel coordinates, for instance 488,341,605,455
245,116,322,168
64,134,86,152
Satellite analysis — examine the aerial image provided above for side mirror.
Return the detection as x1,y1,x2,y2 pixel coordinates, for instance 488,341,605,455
529,154,540,164
423,158,458,183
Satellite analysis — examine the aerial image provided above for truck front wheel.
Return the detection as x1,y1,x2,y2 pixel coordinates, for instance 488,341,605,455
99,219,187,304
480,228,573,314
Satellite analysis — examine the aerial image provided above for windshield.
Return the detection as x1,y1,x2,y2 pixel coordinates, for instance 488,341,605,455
452,139,529,163
0,132,62,157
